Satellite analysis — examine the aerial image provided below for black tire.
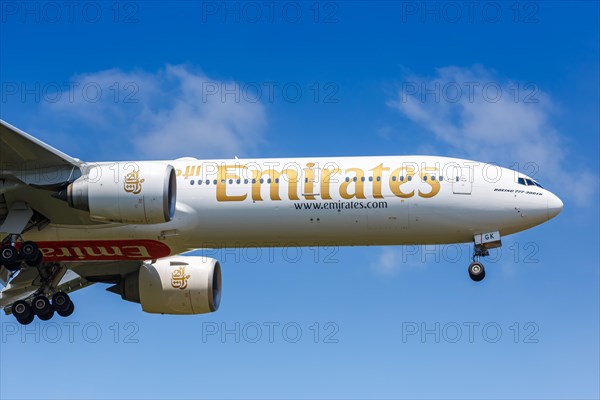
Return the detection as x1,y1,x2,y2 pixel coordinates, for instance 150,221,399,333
52,292,71,313
0,245,18,265
468,262,486,282
57,301,74,318
12,300,33,321
5,262,22,272
38,309,55,321
31,295,52,316
19,241,40,261
25,252,43,267
17,313,35,325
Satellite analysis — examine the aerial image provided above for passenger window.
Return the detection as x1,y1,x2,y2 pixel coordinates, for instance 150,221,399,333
439,176,443,181
423,176,428,181
190,180,195,185
392,176,397,182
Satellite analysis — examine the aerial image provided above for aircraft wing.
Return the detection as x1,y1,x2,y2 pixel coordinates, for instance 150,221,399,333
0,260,143,314
0,120,104,227
0,119,82,171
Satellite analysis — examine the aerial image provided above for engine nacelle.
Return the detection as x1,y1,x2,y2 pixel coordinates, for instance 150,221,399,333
63,162,176,224
111,256,222,315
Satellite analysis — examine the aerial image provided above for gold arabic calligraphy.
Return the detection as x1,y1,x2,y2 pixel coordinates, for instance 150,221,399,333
171,266,191,290
124,170,145,195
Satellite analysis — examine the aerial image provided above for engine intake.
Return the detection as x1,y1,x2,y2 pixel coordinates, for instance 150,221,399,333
61,162,176,224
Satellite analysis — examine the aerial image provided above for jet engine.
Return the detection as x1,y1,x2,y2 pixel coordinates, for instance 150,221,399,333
108,256,222,315
59,162,176,224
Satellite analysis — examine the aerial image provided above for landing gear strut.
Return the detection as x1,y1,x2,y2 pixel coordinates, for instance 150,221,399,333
468,244,488,281
468,231,502,282
2,234,75,324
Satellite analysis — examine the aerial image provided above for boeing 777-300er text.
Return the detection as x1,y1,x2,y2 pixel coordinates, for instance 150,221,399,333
0,120,563,325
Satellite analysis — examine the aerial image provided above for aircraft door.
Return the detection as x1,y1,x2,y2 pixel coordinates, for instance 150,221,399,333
452,167,472,194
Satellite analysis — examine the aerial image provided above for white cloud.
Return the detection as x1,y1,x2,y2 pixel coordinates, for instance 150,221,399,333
46,65,267,159
389,65,596,205
370,246,425,275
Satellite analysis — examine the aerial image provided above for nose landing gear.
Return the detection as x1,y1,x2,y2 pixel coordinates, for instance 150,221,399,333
468,231,502,282
468,244,489,281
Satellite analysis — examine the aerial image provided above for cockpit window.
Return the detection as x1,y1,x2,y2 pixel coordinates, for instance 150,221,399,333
518,177,543,188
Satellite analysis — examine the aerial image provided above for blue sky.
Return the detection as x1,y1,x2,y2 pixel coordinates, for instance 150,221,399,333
1,1,599,399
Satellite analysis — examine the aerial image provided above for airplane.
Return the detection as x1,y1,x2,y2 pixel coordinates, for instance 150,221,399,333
0,119,563,325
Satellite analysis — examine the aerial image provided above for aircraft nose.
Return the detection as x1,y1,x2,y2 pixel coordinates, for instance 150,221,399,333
547,192,563,220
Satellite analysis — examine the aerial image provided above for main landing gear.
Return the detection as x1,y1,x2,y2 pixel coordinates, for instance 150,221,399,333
11,292,75,325
1,235,75,325
0,236,43,272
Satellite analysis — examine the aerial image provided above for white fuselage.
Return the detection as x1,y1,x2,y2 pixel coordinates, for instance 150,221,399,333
23,155,562,261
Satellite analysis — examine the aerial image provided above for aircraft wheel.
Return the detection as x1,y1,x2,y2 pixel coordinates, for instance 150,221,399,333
18,313,35,325
52,292,71,313
19,241,40,261
32,295,52,316
12,300,34,325
1,244,18,265
38,309,55,321
57,302,75,318
5,262,22,272
468,262,486,282
25,252,43,267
